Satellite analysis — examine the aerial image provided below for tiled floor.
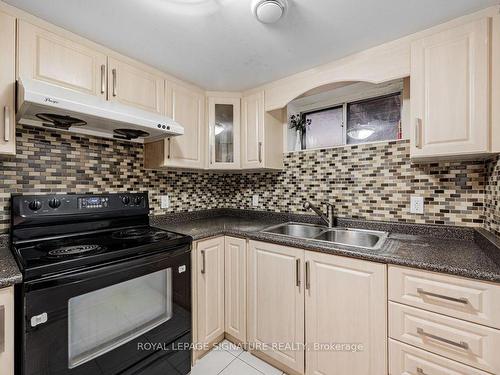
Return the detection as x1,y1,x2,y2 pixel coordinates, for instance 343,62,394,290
190,340,285,375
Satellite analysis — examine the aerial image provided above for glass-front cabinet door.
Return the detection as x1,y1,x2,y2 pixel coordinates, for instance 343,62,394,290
208,96,240,169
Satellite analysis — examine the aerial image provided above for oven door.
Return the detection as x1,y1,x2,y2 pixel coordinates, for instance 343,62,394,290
18,245,191,375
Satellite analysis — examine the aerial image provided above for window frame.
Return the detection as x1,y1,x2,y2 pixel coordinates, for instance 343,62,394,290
299,91,402,150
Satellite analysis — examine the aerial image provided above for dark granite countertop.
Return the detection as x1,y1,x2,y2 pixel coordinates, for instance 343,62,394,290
151,209,500,283
0,235,22,288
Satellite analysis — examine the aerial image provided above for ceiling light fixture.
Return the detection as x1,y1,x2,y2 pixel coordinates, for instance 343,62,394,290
252,0,287,24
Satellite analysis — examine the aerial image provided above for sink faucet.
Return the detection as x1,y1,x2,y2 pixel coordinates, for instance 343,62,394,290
303,201,334,228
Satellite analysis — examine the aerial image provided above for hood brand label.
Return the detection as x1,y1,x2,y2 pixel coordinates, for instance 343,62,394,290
44,97,58,104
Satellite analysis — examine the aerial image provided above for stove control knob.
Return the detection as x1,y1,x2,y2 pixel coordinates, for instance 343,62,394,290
28,200,42,211
133,196,143,205
48,198,61,209
121,196,130,205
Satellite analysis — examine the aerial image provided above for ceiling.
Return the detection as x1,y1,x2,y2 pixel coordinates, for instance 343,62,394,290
4,0,498,91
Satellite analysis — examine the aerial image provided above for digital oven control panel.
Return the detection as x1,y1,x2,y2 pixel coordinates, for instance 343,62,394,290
12,193,149,223
78,196,109,209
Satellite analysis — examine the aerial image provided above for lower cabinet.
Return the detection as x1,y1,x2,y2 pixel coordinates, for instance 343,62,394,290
389,339,491,375
0,286,14,375
193,236,247,360
247,240,387,375
305,251,387,375
224,237,247,343
195,237,225,356
248,241,305,374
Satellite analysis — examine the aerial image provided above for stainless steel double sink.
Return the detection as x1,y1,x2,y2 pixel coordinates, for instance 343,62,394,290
261,222,388,250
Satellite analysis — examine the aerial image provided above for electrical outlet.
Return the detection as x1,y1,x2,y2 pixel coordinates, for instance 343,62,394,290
410,196,424,214
252,194,259,207
160,195,170,209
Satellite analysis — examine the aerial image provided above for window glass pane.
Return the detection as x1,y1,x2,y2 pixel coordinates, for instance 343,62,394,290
214,104,234,163
68,269,172,368
304,106,343,149
346,93,401,144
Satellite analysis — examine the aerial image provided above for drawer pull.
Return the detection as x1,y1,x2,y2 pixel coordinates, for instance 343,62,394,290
416,327,469,350
200,250,206,274
112,68,117,97
100,64,106,94
0,305,4,353
416,368,427,375
417,288,468,304
295,258,301,287
305,261,310,290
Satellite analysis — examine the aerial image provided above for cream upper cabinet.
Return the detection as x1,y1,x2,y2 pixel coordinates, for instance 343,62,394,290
248,241,304,374
241,91,283,170
107,57,165,114
196,237,225,350
0,287,14,375
208,96,241,169
0,10,16,156
17,20,107,98
410,18,491,159
144,81,206,169
165,81,205,168
241,92,264,169
305,251,387,375
224,237,246,343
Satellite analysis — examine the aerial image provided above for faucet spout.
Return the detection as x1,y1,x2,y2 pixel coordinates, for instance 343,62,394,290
303,201,335,228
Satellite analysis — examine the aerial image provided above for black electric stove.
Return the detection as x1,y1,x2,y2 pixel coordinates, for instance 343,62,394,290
11,192,191,280
11,193,193,375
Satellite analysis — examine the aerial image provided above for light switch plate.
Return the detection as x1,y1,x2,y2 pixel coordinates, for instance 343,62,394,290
410,196,424,214
160,195,170,209
252,194,259,207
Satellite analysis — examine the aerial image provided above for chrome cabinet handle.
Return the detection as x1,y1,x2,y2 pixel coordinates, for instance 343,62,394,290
258,141,262,163
415,118,422,149
417,327,469,350
3,106,10,142
295,258,301,287
200,250,206,274
305,261,310,290
112,68,117,97
100,64,106,94
167,138,171,159
417,288,468,304
0,305,4,353
416,368,427,375
209,144,213,164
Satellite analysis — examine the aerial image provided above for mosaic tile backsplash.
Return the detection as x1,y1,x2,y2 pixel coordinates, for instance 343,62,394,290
486,155,500,236
0,124,498,236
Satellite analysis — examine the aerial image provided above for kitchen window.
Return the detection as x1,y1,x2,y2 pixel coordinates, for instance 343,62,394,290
300,92,402,150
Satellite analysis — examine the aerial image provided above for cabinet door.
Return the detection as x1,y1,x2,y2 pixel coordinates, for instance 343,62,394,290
248,241,304,374
241,92,264,169
165,82,205,168
0,11,16,155
196,237,225,347
410,18,490,158
208,97,240,169
0,287,14,375
108,57,165,114
17,20,107,98
224,237,246,343
305,251,387,375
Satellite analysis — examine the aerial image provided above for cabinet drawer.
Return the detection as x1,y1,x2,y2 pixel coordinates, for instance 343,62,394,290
389,266,500,329
389,302,500,373
389,339,490,375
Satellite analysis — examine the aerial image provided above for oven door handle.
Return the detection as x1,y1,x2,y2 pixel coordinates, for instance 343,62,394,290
25,244,191,291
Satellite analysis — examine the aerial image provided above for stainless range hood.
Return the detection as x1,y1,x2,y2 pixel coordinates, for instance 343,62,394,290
16,78,184,143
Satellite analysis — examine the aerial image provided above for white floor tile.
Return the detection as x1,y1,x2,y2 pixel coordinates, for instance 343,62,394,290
239,351,283,375
217,339,244,357
190,349,235,375
219,358,264,375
